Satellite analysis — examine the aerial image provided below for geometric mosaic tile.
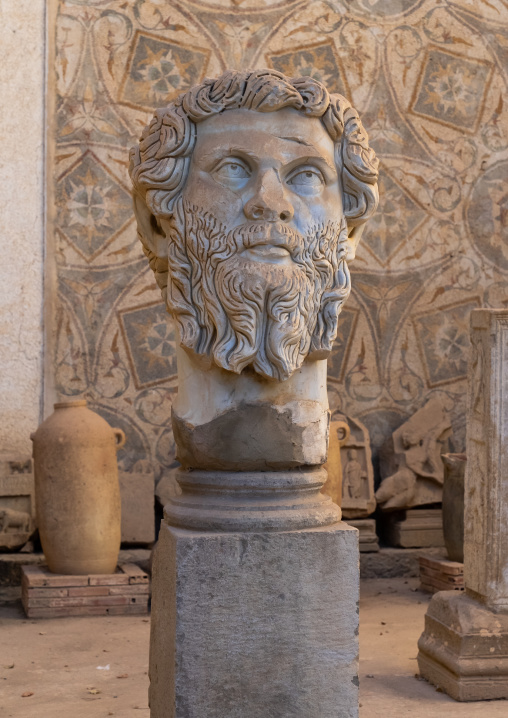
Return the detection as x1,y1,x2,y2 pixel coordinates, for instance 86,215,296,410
410,47,493,133
119,302,177,390
119,31,210,112
56,151,133,261
363,168,427,265
412,298,481,388
267,40,349,97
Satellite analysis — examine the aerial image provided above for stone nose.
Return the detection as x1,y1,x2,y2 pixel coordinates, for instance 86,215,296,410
243,169,294,223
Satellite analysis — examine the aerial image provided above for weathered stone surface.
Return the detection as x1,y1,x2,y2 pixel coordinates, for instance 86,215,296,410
338,415,376,519
150,521,359,718
418,591,508,701
119,470,155,546
0,1,44,458
382,508,444,548
173,400,329,470
359,547,444,580
154,466,181,511
322,419,350,506
0,456,35,551
345,518,379,553
442,453,466,563
418,310,508,701
464,310,508,610
376,398,452,511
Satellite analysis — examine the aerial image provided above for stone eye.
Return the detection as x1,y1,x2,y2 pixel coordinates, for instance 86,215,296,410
288,168,323,187
215,161,250,180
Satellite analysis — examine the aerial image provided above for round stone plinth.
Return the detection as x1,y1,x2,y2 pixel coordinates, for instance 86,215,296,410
164,468,342,532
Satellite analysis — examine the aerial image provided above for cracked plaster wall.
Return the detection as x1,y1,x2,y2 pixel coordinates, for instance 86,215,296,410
0,1,45,456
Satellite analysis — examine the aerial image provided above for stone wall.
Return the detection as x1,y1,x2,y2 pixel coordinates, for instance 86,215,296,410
0,1,46,455
47,0,508,481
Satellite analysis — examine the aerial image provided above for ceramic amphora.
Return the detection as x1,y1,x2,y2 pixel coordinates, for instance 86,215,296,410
31,400,125,575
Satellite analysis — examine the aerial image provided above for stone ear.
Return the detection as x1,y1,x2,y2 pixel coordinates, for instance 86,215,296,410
345,224,365,262
132,192,167,258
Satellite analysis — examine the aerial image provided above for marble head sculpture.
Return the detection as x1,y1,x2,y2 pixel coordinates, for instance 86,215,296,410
129,69,378,383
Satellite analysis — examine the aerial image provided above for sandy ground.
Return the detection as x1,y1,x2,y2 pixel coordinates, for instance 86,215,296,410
0,577,506,717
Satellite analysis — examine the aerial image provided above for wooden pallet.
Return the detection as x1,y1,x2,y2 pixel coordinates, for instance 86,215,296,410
21,563,149,618
419,555,464,594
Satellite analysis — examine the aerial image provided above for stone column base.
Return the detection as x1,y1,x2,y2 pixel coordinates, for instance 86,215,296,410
417,590,508,701
149,520,359,718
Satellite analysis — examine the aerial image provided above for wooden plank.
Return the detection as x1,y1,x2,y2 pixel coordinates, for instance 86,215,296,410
28,595,131,608
109,584,149,595
419,556,463,575
420,566,464,584
67,586,110,597
26,605,110,618
88,573,129,586
27,588,69,598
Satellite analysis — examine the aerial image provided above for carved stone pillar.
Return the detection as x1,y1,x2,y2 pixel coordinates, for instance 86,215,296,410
128,69,379,717
418,309,508,701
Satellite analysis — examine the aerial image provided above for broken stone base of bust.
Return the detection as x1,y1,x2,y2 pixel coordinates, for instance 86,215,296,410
381,508,444,548
172,348,330,471
345,518,379,552
149,467,359,718
417,591,508,701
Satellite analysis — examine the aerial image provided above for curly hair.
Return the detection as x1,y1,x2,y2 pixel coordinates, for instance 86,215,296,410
129,69,379,298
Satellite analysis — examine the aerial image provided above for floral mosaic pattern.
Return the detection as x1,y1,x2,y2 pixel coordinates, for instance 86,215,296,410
120,32,211,111
48,0,508,478
412,299,482,388
56,152,133,261
119,303,178,389
267,41,349,96
410,48,493,133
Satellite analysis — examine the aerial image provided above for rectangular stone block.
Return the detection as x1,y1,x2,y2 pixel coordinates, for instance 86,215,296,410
345,518,379,552
382,509,444,548
150,521,359,718
465,310,508,610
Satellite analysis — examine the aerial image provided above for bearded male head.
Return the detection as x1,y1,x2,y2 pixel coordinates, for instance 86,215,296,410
129,69,378,382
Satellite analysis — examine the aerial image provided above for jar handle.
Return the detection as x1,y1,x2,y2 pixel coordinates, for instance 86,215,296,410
113,428,126,450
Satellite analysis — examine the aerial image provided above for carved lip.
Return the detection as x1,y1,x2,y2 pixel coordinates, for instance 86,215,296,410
243,224,295,250
243,245,291,259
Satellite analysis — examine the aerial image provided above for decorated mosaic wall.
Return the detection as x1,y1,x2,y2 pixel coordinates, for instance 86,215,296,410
49,0,508,481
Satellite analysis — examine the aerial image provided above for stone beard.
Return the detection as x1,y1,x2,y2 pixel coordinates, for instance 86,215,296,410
166,198,351,381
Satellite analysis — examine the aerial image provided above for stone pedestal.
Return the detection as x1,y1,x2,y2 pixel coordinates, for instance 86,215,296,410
149,468,360,718
346,518,379,552
418,310,508,700
382,508,444,548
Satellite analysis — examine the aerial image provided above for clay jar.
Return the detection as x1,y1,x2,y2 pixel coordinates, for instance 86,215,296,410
31,400,125,575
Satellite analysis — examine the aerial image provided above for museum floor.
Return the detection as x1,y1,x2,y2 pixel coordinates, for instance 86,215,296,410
0,577,506,717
